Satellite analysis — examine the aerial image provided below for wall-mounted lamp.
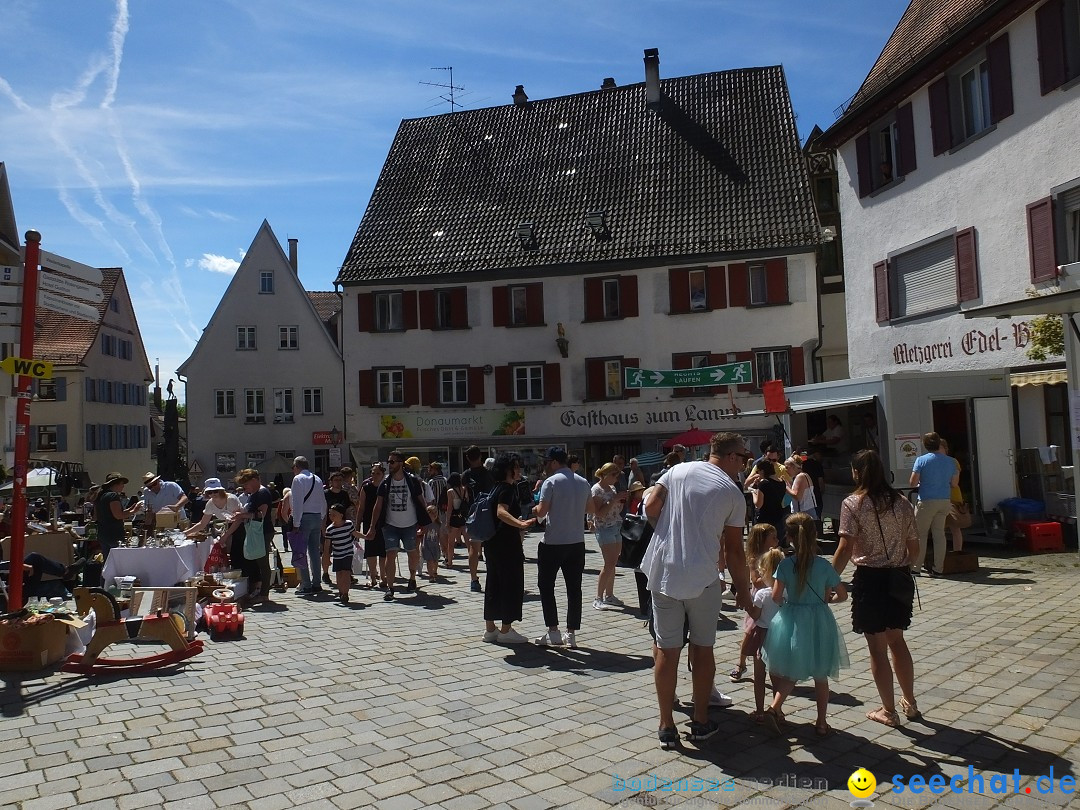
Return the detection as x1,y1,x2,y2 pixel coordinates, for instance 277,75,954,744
555,322,570,358
586,210,610,240
483,364,494,375
517,222,537,250
329,425,342,446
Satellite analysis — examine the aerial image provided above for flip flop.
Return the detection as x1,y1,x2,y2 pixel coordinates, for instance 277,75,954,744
899,697,922,720
866,707,900,727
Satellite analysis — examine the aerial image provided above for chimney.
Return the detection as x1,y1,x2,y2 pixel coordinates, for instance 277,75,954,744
288,238,298,272
643,48,660,107
601,77,617,91
512,85,529,108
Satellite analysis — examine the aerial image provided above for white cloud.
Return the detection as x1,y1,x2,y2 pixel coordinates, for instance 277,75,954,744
197,253,241,274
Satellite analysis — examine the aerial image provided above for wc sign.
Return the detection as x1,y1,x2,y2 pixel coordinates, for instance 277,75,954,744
0,356,53,380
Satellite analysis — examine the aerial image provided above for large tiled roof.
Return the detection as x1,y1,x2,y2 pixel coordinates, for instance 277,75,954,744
34,266,120,365
338,66,818,283
306,291,341,321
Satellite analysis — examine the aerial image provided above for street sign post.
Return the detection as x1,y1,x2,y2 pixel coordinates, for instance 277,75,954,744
624,361,754,389
0,355,53,379
38,271,103,303
35,248,103,285
37,289,100,323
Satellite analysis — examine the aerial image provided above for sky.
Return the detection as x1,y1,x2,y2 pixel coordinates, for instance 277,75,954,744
0,0,909,400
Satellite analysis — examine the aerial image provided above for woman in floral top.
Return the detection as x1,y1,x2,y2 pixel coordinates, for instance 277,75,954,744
832,450,921,728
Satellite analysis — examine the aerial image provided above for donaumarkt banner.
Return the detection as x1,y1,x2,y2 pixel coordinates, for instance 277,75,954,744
378,409,525,440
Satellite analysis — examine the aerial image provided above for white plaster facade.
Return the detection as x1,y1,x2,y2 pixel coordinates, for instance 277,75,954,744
179,221,344,483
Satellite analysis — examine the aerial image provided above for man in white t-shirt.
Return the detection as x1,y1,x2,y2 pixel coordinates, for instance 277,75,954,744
367,451,433,601
642,432,752,750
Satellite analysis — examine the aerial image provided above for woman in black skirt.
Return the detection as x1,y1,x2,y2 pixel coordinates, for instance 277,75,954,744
832,450,921,728
482,454,537,644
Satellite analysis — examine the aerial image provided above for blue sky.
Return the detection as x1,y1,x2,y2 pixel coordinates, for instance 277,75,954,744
0,0,908,399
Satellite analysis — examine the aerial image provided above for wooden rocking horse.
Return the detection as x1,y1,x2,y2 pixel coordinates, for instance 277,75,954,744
62,587,203,675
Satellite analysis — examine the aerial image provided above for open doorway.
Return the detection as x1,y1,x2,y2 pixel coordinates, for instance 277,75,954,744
931,400,974,509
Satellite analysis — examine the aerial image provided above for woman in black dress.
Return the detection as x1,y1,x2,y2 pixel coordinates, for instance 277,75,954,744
747,459,787,534
482,453,536,644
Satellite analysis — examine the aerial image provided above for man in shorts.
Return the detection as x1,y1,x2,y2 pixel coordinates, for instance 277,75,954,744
642,432,753,749
366,451,432,601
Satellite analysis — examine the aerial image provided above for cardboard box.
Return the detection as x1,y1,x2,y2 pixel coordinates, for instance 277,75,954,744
0,617,69,671
940,551,980,574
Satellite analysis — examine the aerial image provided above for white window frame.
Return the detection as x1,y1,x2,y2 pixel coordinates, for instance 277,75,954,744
890,232,957,320
749,264,768,305
1057,182,1080,265
440,367,468,404
237,326,256,350
245,388,265,423
755,349,791,387
260,271,274,294
510,286,529,326
303,387,323,415
246,451,266,468
36,425,58,451
602,279,620,319
604,359,623,398
377,369,404,405
688,269,707,311
375,291,404,332
215,389,235,418
959,58,991,141
513,364,544,402
279,325,298,350
37,379,57,401
273,388,294,423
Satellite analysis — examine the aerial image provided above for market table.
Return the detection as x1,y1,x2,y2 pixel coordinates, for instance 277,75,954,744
102,542,211,587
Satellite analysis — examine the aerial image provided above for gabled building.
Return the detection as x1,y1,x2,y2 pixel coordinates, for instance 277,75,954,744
337,50,826,474
179,221,344,482
29,266,154,483
816,0,1080,513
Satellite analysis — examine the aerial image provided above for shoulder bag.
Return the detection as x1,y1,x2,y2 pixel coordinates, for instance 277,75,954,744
619,503,654,568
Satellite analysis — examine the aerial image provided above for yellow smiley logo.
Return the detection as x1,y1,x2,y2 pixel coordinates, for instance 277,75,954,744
848,767,877,798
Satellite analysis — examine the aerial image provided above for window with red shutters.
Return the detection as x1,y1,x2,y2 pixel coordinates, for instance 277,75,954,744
525,283,544,325
1028,197,1058,283
585,357,631,400
669,268,692,314
986,33,1014,124
357,293,374,332
584,277,605,321
765,258,789,304
874,260,890,323
449,287,469,328
706,266,726,309
928,77,953,156
855,132,873,198
403,368,419,406
621,276,639,318
1036,0,1068,95
729,263,748,307
955,228,980,302
420,368,437,406
418,290,435,330
420,287,468,330
494,365,511,404
402,291,418,330
357,369,374,406
585,358,606,400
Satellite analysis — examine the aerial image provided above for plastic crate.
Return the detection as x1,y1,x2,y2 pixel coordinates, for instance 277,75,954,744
1013,521,1064,553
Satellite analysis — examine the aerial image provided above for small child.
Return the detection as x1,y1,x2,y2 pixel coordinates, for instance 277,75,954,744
325,504,360,604
746,548,785,721
730,523,778,681
762,513,849,737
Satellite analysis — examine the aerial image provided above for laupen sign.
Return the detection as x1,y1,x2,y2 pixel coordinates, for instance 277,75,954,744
893,322,1034,366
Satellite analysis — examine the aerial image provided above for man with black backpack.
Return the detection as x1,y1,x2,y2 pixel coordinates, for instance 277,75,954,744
366,451,433,601
461,445,494,593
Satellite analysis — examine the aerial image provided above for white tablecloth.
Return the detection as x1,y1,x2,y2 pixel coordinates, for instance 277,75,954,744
102,542,212,586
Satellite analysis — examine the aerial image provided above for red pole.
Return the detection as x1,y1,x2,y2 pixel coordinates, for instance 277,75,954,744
6,230,41,611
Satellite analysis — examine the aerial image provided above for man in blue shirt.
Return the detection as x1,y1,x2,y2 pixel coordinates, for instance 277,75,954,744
909,432,960,575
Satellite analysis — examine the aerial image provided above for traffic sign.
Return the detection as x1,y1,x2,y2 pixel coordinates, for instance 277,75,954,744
38,271,104,303
0,356,53,379
35,248,103,285
37,290,100,323
0,265,22,284
624,361,754,389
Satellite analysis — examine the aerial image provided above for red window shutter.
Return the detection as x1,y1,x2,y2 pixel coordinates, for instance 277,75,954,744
621,275,639,318
403,368,419,406
895,102,917,176
928,77,953,156
450,287,469,329
544,363,562,403
874,260,891,323
418,291,435,330
729,263,748,307
735,351,755,393
955,228,980,302
468,366,485,405
584,278,604,321
525,283,544,325
357,369,373,406
586,358,605,400
855,132,873,198
986,33,1014,123
765,258,789,304
623,357,640,398
357,293,374,332
1028,197,1058,282
494,366,512,404
492,286,509,327
421,368,437,406
402,290,418,330
669,268,691,314
789,346,805,387
1036,0,1067,95
705,266,726,310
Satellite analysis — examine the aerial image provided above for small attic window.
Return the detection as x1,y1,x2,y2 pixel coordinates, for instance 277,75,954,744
109,298,119,313
260,271,274,294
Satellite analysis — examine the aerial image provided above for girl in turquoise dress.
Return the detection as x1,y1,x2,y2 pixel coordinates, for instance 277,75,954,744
763,513,849,736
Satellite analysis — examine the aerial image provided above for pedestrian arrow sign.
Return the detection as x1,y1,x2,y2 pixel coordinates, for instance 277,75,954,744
624,361,754,389
0,355,53,379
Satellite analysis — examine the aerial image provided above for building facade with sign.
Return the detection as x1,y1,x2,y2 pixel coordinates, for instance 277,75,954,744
179,221,345,484
336,54,831,477
813,0,1080,518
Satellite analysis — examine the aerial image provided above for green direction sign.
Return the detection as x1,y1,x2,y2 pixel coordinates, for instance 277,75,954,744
624,362,753,389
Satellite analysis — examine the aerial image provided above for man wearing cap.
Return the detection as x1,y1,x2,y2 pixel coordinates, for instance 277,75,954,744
141,472,188,531
532,446,594,648
289,456,327,595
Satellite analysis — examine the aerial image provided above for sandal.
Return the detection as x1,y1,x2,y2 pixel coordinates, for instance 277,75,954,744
729,666,747,682
866,707,900,727
899,697,922,720
814,721,832,737
763,706,785,735
750,710,765,724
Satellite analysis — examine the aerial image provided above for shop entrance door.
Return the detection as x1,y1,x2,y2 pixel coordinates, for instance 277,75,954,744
972,396,1016,510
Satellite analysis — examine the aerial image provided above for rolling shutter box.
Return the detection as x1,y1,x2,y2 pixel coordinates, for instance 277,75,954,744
955,228,980,302
894,237,957,316
1027,197,1058,282
928,77,953,156
874,261,890,323
986,33,1014,124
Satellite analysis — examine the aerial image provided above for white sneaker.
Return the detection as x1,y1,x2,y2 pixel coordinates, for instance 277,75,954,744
482,629,499,643
604,595,624,607
566,631,577,648
592,599,606,610
534,629,566,647
496,628,528,644
709,686,734,707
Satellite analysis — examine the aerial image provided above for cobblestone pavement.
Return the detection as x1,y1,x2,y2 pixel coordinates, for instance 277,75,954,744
2,537,1079,810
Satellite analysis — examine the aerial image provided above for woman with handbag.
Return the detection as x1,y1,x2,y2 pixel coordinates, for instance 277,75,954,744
784,456,818,519
591,463,628,611
746,459,787,540
832,450,921,728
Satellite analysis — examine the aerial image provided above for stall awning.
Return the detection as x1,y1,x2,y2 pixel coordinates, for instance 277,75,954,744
788,395,876,413
1010,369,1067,387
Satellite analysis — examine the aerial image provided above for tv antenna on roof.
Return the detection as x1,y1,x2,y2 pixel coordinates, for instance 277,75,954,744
420,67,465,113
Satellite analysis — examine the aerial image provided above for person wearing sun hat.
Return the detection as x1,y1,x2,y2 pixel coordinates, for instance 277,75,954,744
94,472,141,560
